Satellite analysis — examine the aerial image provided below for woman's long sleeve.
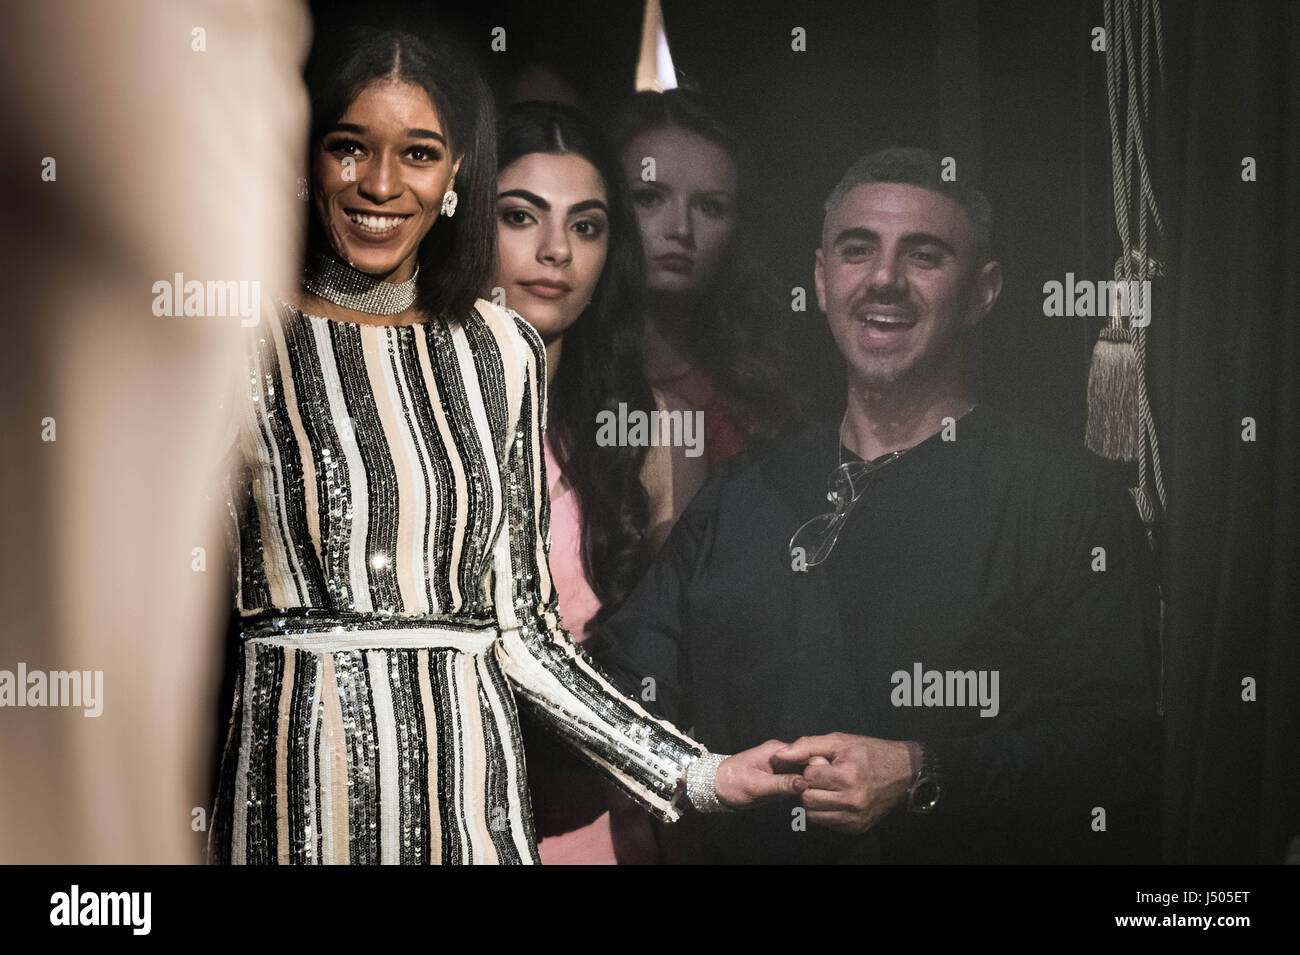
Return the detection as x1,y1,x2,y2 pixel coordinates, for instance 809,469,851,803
489,308,707,823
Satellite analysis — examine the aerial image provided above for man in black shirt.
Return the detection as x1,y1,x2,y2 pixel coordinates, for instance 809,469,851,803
592,147,1161,863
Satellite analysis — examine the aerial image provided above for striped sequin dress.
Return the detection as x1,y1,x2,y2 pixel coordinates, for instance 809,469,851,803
207,300,705,864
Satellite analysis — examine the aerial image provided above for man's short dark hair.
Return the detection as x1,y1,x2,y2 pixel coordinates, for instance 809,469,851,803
824,147,994,262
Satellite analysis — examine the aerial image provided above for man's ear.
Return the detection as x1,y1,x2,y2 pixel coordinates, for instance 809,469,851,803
966,259,1003,328
814,248,827,314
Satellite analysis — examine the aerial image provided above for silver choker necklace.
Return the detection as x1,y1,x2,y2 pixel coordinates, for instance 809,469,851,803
301,249,419,316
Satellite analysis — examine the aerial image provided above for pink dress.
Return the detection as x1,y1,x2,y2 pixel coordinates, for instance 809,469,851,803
647,365,750,466
530,435,660,864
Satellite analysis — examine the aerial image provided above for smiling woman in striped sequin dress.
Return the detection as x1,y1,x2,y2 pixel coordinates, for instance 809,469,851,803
205,26,806,865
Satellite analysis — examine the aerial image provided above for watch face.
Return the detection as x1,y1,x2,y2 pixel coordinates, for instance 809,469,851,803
909,778,940,813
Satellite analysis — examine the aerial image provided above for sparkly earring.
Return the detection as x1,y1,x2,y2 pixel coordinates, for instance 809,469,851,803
441,189,458,218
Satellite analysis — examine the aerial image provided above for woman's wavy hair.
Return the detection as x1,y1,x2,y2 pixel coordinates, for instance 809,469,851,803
498,101,657,616
613,89,812,439
303,27,497,320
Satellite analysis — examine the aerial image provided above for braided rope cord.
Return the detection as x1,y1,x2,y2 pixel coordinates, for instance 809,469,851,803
1101,0,1168,528
1101,1,1168,715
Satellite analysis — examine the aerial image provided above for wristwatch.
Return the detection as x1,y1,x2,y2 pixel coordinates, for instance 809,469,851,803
906,743,942,814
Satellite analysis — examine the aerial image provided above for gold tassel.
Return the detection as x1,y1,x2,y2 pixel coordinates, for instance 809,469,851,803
1085,325,1138,461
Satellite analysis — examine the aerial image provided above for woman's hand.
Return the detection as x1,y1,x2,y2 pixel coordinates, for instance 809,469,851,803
712,740,808,809
770,734,914,834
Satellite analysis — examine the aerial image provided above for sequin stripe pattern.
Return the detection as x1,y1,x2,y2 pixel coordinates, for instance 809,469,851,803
297,316,377,612
263,308,353,609
227,460,271,612
258,312,328,605
232,319,318,609
213,638,536,864
382,324,441,613
214,299,714,862
331,322,403,613
242,305,515,617
490,313,707,821
229,606,530,864
422,314,505,616
206,658,244,864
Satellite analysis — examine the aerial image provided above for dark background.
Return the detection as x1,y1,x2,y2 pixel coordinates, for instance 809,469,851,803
308,0,1121,436
268,0,1297,864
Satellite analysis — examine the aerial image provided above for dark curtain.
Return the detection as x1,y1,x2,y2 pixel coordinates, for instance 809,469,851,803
1156,0,1300,864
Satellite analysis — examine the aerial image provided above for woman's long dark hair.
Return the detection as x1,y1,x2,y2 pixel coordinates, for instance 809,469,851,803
614,90,812,440
303,27,497,320
498,101,656,616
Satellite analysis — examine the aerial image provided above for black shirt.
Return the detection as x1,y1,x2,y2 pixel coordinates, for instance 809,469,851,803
591,405,1161,863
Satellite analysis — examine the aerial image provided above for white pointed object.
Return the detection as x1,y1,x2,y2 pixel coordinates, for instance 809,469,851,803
635,0,678,92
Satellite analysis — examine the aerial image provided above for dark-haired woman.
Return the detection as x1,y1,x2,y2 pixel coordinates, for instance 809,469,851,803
493,101,706,864
207,30,803,864
616,90,812,468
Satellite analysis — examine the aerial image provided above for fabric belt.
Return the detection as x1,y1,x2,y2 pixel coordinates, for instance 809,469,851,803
238,609,500,653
